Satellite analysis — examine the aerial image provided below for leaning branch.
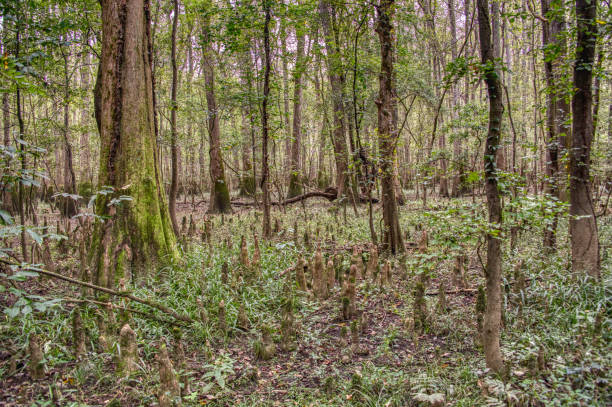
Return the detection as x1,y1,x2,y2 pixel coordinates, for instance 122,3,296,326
1,260,193,323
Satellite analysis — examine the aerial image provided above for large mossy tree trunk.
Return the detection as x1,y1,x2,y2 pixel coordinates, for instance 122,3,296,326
287,26,305,199
477,0,505,374
376,0,404,254
202,18,232,214
569,0,600,278
319,0,350,199
93,0,177,287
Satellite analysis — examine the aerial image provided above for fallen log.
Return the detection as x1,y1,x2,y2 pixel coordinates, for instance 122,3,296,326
231,187,379,207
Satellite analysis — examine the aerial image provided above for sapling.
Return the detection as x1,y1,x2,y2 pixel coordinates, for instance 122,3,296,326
157,343,180,407
28,334,45,380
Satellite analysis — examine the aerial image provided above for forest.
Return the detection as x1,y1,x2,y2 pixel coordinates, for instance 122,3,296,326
0,0,610,405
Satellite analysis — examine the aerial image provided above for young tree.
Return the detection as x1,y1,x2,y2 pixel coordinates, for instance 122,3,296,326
477,0,504,374
375,0,404,254
569,0,600,277
92,0,177,286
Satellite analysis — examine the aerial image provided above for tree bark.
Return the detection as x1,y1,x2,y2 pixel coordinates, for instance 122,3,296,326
261,0,272,238
202,18,231,214
477,0,504,374
287,26,305,198
569,0,600,278
376,0,404,254
319,0,349,198
92,0,177,286
61,44,78,218
168,0,180,234
79,35,92,185
541,0,561,250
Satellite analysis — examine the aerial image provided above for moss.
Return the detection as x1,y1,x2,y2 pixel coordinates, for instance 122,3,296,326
239,175,255,196
211,178,232,214
287,172,303,198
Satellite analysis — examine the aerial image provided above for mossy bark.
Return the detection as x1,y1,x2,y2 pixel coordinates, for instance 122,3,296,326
92,0,177,288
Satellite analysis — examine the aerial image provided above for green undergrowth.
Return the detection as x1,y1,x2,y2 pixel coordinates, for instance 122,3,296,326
1,199,610,406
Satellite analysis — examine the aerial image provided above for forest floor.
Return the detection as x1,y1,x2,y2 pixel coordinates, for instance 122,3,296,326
0,195,610,406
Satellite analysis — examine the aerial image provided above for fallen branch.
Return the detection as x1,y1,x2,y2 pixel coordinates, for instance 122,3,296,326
425,288,477,296
230,187,379,207
0,260,193,323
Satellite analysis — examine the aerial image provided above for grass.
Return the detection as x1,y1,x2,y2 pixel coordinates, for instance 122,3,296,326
0,197,610,406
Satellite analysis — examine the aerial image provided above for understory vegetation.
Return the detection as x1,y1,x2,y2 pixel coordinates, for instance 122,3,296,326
1,199,610,406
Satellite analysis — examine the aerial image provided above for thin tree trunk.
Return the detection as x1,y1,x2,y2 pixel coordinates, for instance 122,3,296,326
79,36,91,184
261,0,272,238
376,0,404,254
569,0,600,278
288,26,305,198
477,0,504,374
168,0,180,234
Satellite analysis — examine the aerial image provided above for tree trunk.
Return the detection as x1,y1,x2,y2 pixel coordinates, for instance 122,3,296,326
261,0,272,238
168,0,180,234
569,0,600,278
541,0,559,250
79,36,92,185
92,0,177,286
202,20,231,214
287,27,305,198
376,0,404,254
61,45,78,218
477,0,504,374
319,0,349,198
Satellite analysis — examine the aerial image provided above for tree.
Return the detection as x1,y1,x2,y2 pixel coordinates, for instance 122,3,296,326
202,6,232,214
261,0,272,238
569,0,600,277
319,0,350,198
287,22,306,198
375,0,404,254
168,0,180,234
476,0,504,374
92,0,177,286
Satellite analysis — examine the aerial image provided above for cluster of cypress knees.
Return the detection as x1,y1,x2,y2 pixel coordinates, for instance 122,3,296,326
25,216,490,406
